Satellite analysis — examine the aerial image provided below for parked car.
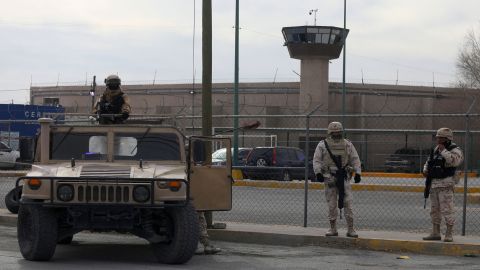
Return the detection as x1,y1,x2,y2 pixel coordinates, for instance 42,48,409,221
0,141,20,169
242,146,315,181
212,147,252,166
384,147,430,173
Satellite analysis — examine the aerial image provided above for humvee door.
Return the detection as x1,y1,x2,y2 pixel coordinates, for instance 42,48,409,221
188,137,232,211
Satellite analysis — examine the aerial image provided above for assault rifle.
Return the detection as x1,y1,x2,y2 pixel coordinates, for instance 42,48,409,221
423,148,434,209
324,140,346,211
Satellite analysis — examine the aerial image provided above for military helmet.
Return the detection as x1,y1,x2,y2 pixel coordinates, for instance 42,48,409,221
105,74,121,87
327,121,343,134
436,127,453,140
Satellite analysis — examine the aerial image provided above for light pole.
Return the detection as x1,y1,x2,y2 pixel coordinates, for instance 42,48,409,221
233,0,240,166
308,9,318,26
342,0,346,125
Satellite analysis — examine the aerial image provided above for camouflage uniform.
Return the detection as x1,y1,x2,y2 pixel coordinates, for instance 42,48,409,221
313,122,362,237
197,212,221,255
93,75,131,124
423,127,463,242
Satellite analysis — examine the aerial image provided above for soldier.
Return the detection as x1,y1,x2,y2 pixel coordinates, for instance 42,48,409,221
313,122,362,238
93,74,131,124
197,212,221,255
423,127,463,242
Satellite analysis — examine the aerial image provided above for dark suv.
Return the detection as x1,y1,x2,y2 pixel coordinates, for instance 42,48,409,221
384,147,430,173
242,146,314,181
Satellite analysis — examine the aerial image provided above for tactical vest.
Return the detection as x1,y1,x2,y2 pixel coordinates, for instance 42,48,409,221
430,144,458,179
324,138,348,169
99,92,125,114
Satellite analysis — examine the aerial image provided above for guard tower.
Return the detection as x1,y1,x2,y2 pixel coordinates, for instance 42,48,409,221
282,26,349,113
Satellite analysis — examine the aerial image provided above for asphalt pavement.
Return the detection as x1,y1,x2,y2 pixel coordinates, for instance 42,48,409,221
0,225,478,270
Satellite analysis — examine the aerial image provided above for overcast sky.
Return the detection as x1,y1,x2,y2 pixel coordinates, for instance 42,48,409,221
0,0,479,104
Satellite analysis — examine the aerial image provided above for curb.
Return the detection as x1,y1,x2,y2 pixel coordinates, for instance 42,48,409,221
208,223,480,257
233,180,480,194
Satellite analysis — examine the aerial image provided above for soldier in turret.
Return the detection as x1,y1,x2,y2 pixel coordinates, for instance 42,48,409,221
93,74,131,124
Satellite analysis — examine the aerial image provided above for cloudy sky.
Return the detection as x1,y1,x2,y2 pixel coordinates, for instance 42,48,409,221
0,0,479,104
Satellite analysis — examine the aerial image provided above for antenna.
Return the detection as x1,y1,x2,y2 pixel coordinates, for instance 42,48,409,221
273,67,278,84
308,9,319,26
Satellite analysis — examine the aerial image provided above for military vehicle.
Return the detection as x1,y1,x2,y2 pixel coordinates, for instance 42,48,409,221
16,118,232,264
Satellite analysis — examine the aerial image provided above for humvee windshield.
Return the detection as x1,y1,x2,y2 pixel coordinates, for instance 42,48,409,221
50,130,181,161
51,132,107,160
114,132,181,161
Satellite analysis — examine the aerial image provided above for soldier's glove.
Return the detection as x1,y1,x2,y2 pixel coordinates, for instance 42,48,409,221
121,112,129,121
316,173,324,182
354,174,361,183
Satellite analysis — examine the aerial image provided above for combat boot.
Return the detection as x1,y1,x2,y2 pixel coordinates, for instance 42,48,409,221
204,244,221,255
326,220,338,237
346,218,358,238
423,224,441,241
444,225,453,242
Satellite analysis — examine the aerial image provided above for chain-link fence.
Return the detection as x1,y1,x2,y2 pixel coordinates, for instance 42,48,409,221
186,113,480,236
1,114,480,236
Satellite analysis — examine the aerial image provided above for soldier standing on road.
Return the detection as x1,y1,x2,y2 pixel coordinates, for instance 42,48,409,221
423,128,463,242
93,74,131,124
197,212,221,255
313,122,362,238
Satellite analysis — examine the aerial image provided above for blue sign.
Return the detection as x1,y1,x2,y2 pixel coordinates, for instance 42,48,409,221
0,104,65,137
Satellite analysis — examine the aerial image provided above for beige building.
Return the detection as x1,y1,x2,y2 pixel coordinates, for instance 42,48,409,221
30,81,480,171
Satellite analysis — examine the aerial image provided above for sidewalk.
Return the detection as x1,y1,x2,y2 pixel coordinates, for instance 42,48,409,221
209,222,480,257
1,209,478,257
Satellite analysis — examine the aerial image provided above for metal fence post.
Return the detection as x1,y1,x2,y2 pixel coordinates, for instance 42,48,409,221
462,114,470,236
303,114,310,227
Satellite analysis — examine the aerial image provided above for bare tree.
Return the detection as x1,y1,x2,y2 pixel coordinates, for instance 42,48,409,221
457,29,480,88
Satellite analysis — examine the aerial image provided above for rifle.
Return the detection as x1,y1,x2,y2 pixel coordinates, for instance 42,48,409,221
423,148,434,209
324,140,346,211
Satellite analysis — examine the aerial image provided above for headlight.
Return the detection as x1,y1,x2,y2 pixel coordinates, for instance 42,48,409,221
133,185,150,203
57,184,74,202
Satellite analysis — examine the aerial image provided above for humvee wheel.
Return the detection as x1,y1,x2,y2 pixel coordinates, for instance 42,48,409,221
18,204,58,261
5,186,22,214
151,202,199,264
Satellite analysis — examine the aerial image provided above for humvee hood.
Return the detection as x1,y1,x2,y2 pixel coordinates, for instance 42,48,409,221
28,163,186,180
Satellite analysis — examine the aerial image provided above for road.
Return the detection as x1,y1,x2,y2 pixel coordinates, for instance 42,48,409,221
0,225,477,270
1,177,480,235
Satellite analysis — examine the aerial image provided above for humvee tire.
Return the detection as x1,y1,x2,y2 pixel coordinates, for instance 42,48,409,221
18,204,58,261
151,202,199,264
5,186,22,214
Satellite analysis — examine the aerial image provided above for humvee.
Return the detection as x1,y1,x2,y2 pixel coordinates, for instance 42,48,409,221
16,118,232,264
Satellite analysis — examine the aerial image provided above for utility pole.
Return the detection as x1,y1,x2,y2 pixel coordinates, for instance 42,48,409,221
202,0,212,148
342,0,347,125
233,0,240,166
202,0,214,227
